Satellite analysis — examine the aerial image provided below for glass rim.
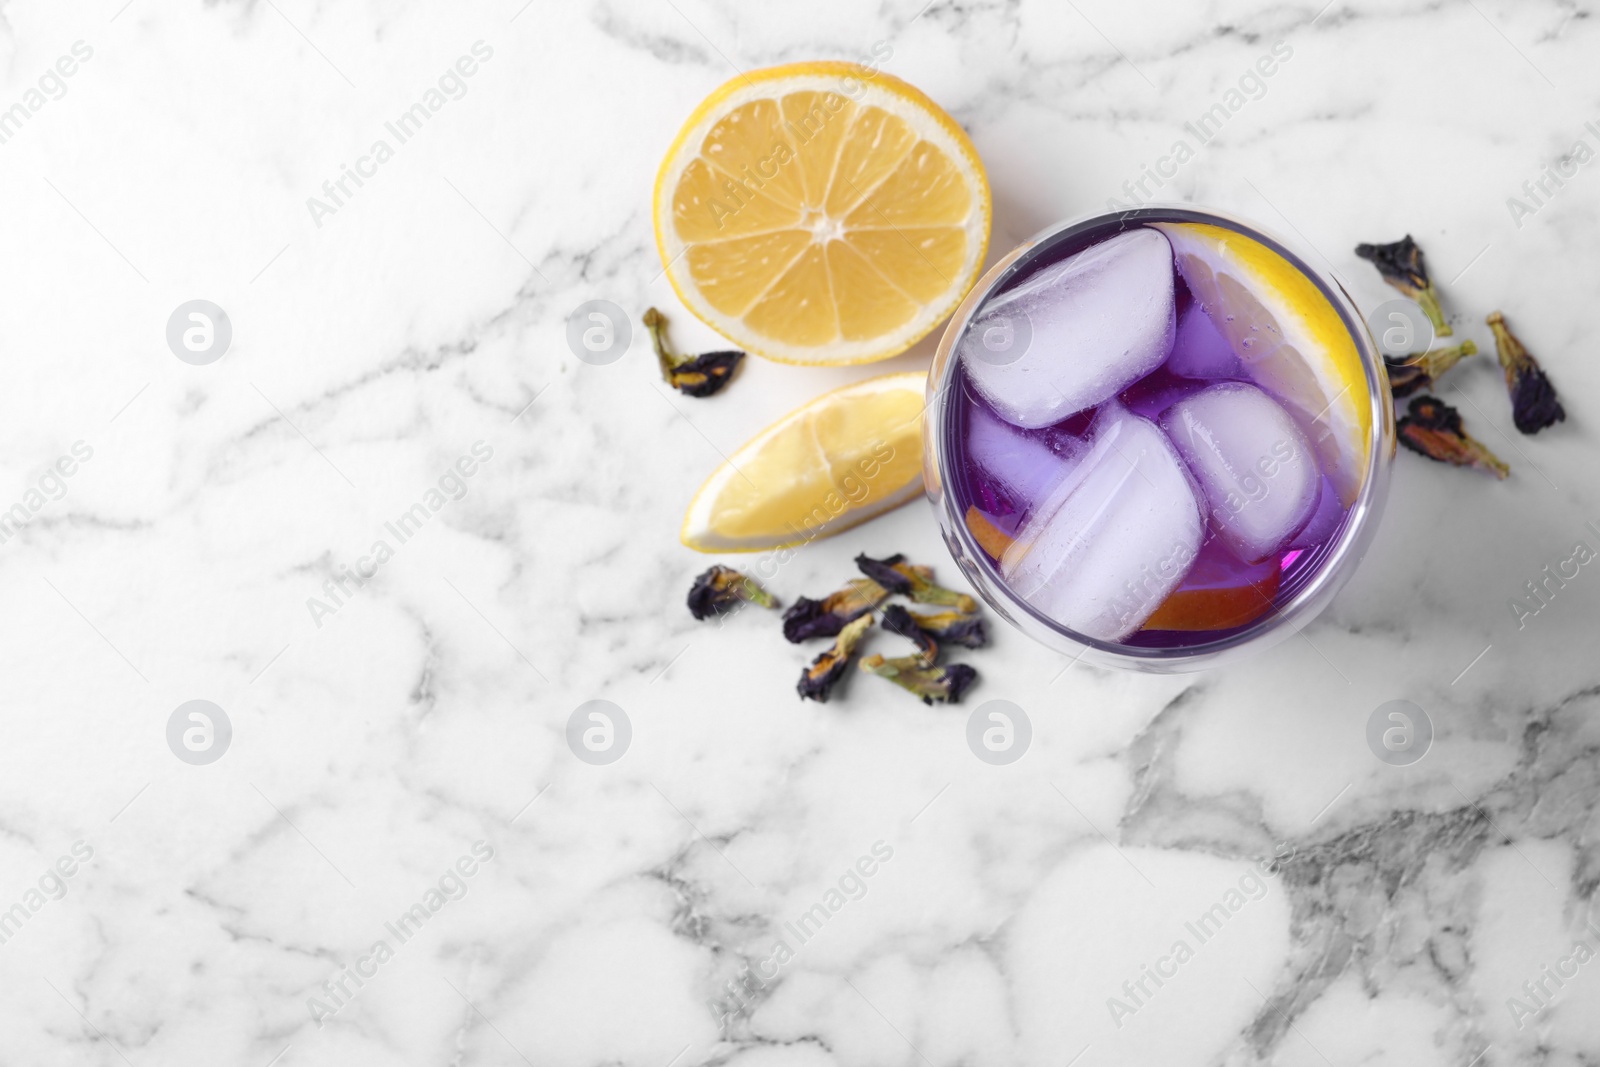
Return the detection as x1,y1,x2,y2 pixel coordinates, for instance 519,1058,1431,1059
926,203,1395,671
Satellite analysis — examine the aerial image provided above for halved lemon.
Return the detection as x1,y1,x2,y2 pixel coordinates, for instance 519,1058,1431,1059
1152,222,1372,507
682,371,926,552
655,62,991,366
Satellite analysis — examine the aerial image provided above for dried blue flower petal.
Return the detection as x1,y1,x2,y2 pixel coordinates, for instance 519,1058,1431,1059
1356,236,1451,336
854,553,978,612
1398,395,1509,479
900,607,989,650
880,603,990,664
644,307,744,398
687,565,778,620
667,350,745,398
859,653,978,705
797,614,873,703
879,604,940,667
782,578,889,643
1487,312,1565,434
1386,340,1477,398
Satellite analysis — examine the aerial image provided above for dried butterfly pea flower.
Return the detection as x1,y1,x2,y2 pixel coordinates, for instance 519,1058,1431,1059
1487,312,1565,434
1355,236,1451,336
1397,395,1509,479
854,553,978,612
782,578,889,643
797,614,873,703
879,604,940,667
1386,340,1477,398
916,609,989,649
859,653,978,706
687,565,778,620
643,307,744,398
882,603,989,653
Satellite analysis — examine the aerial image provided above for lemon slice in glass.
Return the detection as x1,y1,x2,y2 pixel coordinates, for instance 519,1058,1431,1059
1152,222,1372,507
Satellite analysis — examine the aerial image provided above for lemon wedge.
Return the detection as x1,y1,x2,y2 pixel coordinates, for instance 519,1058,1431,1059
681,371,927,552
655,62,990,365
1152,222,1372,506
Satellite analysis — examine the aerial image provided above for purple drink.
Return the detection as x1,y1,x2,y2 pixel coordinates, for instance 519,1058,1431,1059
934,211,1386,657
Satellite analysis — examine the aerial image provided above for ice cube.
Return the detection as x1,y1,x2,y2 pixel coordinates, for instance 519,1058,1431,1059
966,401,1086,516
960,229,1177,429
1159,383,1319,563
1001,405,1204,642
1165,299,1244,380
1287,477,1343,551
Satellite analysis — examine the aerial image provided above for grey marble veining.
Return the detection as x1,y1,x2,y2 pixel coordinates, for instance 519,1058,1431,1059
0,0,1598,1065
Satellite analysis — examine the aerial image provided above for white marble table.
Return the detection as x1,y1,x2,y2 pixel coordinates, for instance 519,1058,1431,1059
2,0,1598,1064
